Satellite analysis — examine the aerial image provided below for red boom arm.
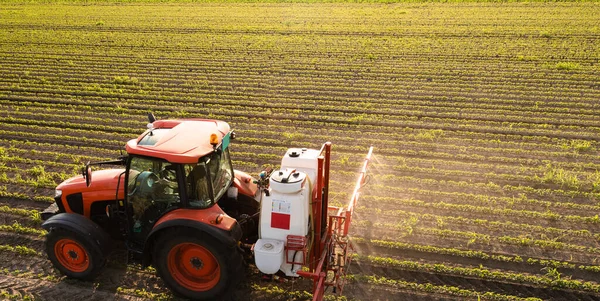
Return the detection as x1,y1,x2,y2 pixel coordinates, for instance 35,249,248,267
297,144,374,300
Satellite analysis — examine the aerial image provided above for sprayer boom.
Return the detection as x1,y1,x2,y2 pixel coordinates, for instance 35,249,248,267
297,145,374,300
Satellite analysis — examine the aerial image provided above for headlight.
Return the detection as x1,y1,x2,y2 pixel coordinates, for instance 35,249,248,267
54,190,62,199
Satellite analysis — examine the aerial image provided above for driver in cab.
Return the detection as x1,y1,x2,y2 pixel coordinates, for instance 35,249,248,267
130,163,179,231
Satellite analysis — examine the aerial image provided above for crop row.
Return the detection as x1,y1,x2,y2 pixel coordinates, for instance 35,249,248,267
2,96,600,138
6,56,597,89
357,207,598,244
4,32,596,61
3,61,599,108
0,139,119,158
3,62,599,113
4,14,599,36
3,81,598,128
6,149,597,225
353,238,600,273
4,97,598,152
2,3,597,27
334,188,596,219
0,217,586,301
1,103,591,159
3,64,599,104
1,152,88,171
0,147,107,167
359,196,600,227
347,274,542,301
361,165,599,193
3,88,599,133
0,244,40,257
355,255,600,293
6,120,595,178
6,102,599,161
0,191,53,204
353,221,600,258
361,178,600,205
3,24,598,62
0,221,46,237
363,187,599,213
0,206,41,223
4,106,600,174
3,83,600,136
5,111,599,177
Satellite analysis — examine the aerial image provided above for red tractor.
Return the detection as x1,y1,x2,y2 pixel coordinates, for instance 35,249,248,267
42,114,373,301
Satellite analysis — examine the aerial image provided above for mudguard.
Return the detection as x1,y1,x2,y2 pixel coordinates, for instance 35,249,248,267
142,219,242,266
41,213,113,255
233,170,258,198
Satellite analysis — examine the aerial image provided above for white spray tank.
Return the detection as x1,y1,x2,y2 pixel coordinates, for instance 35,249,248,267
281,148,320,185
254,168,312,276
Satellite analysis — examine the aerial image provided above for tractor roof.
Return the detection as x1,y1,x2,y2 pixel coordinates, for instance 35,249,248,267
125,119,230,164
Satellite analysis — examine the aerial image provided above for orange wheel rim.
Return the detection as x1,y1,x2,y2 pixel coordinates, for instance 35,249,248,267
167,243,220,291
54,238,89,272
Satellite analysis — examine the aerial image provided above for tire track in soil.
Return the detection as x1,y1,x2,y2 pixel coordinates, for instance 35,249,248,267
353,262,600,301
0,251,169,300
0,274,148,301
0,232,45,252
0,254,56,277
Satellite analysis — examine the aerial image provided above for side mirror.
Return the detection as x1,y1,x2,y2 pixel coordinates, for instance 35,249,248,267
82,163,92,187
148,112,156,123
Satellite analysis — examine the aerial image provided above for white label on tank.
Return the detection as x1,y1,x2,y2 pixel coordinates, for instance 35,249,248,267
272,199,291,214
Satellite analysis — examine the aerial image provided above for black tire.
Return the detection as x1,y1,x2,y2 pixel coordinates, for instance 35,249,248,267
45,228,105,280
153,231,244,301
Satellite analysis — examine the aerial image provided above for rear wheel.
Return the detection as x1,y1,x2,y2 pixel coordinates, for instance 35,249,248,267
45,228,105,280
154,232,243,300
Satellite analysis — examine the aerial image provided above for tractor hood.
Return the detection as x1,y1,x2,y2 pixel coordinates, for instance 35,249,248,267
57,169,126,193
55,169,126,216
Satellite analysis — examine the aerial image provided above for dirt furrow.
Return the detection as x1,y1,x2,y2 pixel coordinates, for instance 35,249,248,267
0,274,148,301
353,262,600,301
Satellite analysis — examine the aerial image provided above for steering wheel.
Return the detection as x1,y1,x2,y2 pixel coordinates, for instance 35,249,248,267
129,171,159,197
159,168,177,182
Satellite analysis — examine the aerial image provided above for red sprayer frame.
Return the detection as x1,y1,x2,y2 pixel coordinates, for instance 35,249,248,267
297,143,374,300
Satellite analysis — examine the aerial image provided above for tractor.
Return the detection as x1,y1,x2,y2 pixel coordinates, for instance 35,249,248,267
41,114,373,301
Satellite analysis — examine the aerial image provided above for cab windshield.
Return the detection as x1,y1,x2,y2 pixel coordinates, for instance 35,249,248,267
206,148,233,202
184,148,233,208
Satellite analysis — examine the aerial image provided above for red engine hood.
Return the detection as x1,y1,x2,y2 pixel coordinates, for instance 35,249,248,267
56,169,127,217
57,169,126,193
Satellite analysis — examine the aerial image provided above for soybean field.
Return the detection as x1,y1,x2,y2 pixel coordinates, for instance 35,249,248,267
1,1,600,300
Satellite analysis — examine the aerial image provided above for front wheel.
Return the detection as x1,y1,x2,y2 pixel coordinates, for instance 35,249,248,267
45,228,105,280
153,232,243,300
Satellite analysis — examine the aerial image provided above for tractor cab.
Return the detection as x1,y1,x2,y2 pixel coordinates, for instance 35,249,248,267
113,118,243,249
124,138,235,248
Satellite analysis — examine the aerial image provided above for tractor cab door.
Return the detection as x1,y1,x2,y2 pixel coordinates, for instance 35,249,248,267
125,156,183,249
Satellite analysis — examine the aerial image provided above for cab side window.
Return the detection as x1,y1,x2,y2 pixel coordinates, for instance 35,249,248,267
128,157,180,226
184,163,212,208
